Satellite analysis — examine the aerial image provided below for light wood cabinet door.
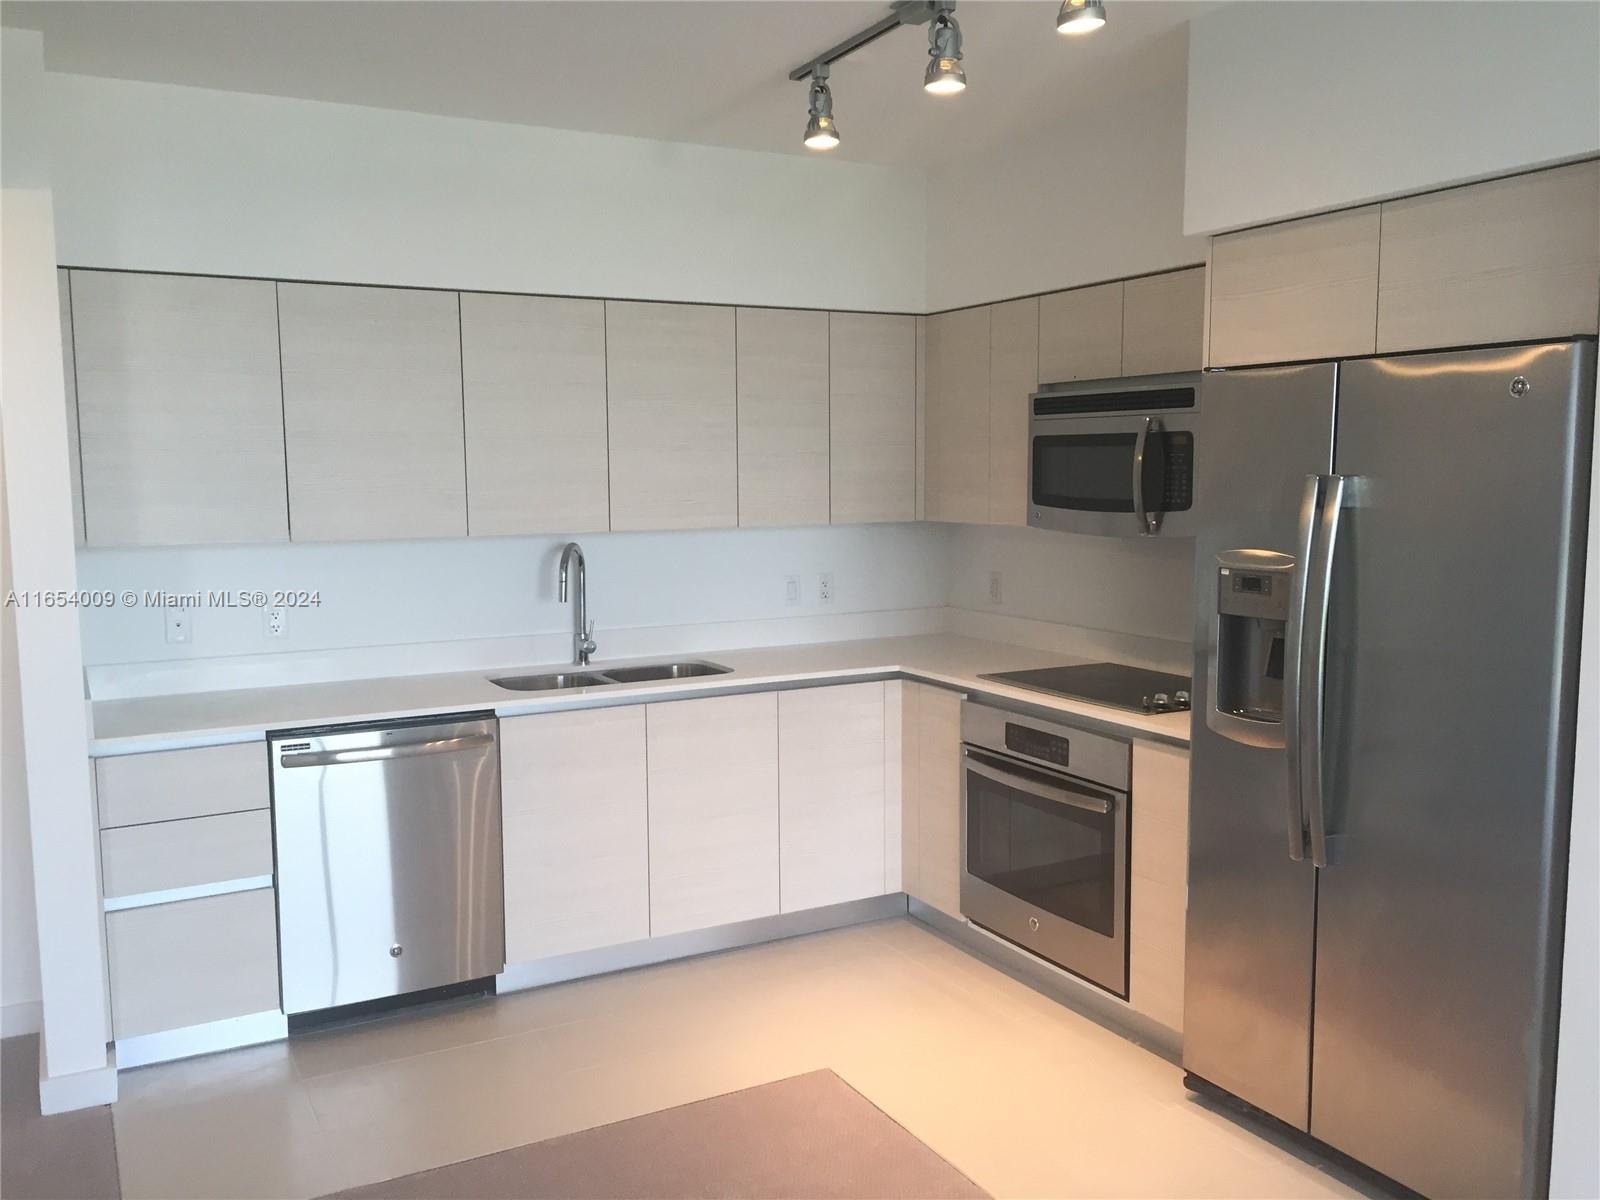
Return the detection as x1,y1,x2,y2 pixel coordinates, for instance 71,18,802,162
736,308,829,528
460,293,609,535
502,707,649,962
95,742,270,830
1122,267,1206,376
106,888,279,1039
829,312,917,524
606,301,737,531
925,307,991,524
1038,281,1123,384
647,693,779,935
1377,162,1600,353
911,683,963,918
1208,206,1380,367
100,810,272,901
899,682,921,898
988,297,1038,526
278,283,466,541
1129,741,1189,1033
58,269,85,546
778,683,886,912
70,270,287,547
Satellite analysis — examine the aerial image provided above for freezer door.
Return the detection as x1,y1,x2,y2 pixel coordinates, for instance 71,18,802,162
1182,363,1335,1128
1310,342,1593,1198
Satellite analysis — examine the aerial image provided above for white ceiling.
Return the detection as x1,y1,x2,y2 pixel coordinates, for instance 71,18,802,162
1,0,1211,167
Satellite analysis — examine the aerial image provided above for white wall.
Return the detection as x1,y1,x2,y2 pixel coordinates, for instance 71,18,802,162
1185,1,1600,234
75,525,947,672
925,73,1202,310
44,73,928,312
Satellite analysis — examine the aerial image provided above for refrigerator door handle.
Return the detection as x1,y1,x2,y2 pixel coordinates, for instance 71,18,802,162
1303,473,1347,868
1283,474,1323,861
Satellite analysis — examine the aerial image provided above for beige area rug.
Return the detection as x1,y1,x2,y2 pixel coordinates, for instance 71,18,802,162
326,1068,989,1200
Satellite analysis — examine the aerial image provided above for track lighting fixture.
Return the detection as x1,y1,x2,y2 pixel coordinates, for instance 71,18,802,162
1056,0,1106,35
923,10,966,95
803,63,840,150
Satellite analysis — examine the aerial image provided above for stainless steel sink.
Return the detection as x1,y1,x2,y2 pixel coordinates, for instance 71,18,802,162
487,660,732,691
488,670,613,691
599,661,731,683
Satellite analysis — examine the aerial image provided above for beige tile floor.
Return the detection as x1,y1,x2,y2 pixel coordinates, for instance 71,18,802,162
109,917,1371,1199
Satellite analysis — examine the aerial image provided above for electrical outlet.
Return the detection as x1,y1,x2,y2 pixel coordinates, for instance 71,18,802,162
989,570,1003,605
819,572,834,603
164,610,191,644
265,605,289,639
784,575,801,606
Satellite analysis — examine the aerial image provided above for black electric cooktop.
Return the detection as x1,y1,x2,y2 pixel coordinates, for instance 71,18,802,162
980,662,1192,715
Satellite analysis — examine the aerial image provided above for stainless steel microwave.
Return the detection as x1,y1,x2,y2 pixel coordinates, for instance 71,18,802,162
1028,371,1200,538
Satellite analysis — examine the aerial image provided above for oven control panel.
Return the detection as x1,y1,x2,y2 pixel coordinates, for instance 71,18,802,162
1004,723,1070,768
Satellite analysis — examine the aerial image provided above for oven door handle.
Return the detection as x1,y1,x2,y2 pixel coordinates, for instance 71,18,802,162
963,747,1113,814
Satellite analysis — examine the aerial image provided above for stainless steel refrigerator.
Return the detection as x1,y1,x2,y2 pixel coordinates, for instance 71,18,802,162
1183,341,1594,1199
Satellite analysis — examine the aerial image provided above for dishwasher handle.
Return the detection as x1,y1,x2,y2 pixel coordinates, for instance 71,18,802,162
279,733,495,769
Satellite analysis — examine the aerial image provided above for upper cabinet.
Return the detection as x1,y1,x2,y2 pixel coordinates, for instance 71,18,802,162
57,270,85,547
1122,267,1205,376
1376,161,1600,353
460,293,609,536
71,270,288,547
1207,206,1381,368
925,306,991,524
278,283,466,542
606,301,737,532
987,297,1037,527
1039,280,1123,383
736,307,830,528
829,312,917,525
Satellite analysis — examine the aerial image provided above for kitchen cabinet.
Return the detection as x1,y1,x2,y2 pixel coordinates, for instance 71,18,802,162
1038,281,1123,384
95,743,270,829
606,301,737,531
70,270,287,547
829,312,917,524
987,297,1038,526
278,282,466,541
100,810,271,901
1122,267,1206,376
737,307,830,528
58,269,85,546
460,293,609,536
1129,741,1189,1033
925,307,991,524
1376,161,1600,353
501,707,650,962
1207,206,1380,367
646,692,779,935
105,888,279,1039
902,682,963,918
778,683,887,912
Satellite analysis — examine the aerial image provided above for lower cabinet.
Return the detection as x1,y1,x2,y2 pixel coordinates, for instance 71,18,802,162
501,706,650,961
105,888,279,1040
647,693,781,936
901,682,963,918
778,683,887,912
1128,741,1190,1033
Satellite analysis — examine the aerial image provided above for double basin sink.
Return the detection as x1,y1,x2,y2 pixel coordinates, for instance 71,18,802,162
489,660,732,692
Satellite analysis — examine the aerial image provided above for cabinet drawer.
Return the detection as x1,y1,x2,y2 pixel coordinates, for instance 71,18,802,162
106,888,280,1039
96,743,268,829
101,810,273,901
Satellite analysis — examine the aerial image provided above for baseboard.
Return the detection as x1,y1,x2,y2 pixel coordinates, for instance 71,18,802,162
37,1049,118,1114
498,893,910,992
2,1000,42,1037
114,1009,287,1070
908,898,1182,1061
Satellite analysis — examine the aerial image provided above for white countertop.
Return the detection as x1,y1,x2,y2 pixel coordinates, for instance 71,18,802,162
88,634,1193,755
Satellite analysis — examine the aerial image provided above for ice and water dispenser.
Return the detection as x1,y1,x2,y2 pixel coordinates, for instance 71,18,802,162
1206,549,1294,748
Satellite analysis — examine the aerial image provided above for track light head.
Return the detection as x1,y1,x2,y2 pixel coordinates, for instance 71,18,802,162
803,63,840,150
924,11,966,95
1056,0,1106,35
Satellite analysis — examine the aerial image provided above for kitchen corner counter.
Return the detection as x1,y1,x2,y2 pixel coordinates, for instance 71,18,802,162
87,634,1194,756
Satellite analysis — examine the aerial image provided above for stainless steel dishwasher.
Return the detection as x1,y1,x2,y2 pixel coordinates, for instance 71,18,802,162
270,713,504,1020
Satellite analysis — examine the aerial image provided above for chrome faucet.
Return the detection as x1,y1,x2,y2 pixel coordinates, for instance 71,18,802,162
558,542,597,666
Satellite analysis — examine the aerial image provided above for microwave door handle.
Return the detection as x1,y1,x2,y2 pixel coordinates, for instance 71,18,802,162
1303,474,1347,868
963,747,1113,815
1283,474,1323,862
1132,417,1151,535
